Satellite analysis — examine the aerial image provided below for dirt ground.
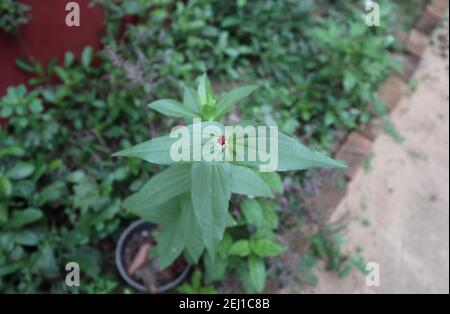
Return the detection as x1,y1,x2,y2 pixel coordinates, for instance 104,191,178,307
306,21,449,294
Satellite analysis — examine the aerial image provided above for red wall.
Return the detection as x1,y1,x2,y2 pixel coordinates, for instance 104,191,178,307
0,0,104,96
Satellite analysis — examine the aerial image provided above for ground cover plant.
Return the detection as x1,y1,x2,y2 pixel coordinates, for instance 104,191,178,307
98,0,406,147
0,48,149,293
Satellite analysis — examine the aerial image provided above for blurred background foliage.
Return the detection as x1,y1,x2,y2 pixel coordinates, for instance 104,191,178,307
0,0,429,292
0,0,30,33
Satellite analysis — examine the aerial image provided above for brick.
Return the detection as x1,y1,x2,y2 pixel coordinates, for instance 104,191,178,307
378,75,409,111
399,54,421,82
407,29,429,57
393,30,409,45
416,5,442,34
359,118,384,141
432,0,449,12
335,132,373,179
311,181,347,214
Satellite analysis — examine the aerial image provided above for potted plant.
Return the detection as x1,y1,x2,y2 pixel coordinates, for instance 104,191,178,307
113,74,346,293
115,219,191,293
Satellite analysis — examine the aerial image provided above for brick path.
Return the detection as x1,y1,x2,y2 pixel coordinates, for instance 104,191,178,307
307,20,449,294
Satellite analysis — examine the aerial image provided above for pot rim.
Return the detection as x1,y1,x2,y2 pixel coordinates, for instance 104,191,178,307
115,219,191,293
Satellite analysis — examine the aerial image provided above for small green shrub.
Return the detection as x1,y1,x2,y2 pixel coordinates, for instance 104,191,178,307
0,48,152,292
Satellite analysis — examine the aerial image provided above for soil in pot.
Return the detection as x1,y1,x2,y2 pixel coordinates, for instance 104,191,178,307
121,225,187,293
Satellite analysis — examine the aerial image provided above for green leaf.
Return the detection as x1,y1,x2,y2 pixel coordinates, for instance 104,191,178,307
202,105,216,120
35,243,59,277
64,51,75,67
6,161,34,180
12,180,35,198
200,287,217,294
197,74,215,107
250,238,286,257
15,59,35,73
36,181,66,206
0,146,25,158
177,284,194,294
156,205,185,270
204,253,228,284
259,200,278,230
236,131,346,171
67,170,86,183
132,198,180,225
123,164,191,216
15,230,40,246
181,200,205,263
91,199,121,225
0,263,22,277
66,247,101,279
81,46,94,69
230,164,272,197
248,255,266,293
259,172,283,193
191,270,202,290
343,70,357,92
183,87,201,114
9,208,43,229
113,122,223,165
112,135,176,165
0,176,12,197
54,66,70,84
47,57,57,74
228,240,251,257
218,233,233,259
241,199,264,228
191,163,232,257
149,99,200,119
29,99,43,113
0,203,8,223
213,85,258,119
276,133,347,171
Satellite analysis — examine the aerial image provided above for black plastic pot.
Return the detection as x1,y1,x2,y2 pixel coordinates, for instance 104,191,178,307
115,219,190,293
